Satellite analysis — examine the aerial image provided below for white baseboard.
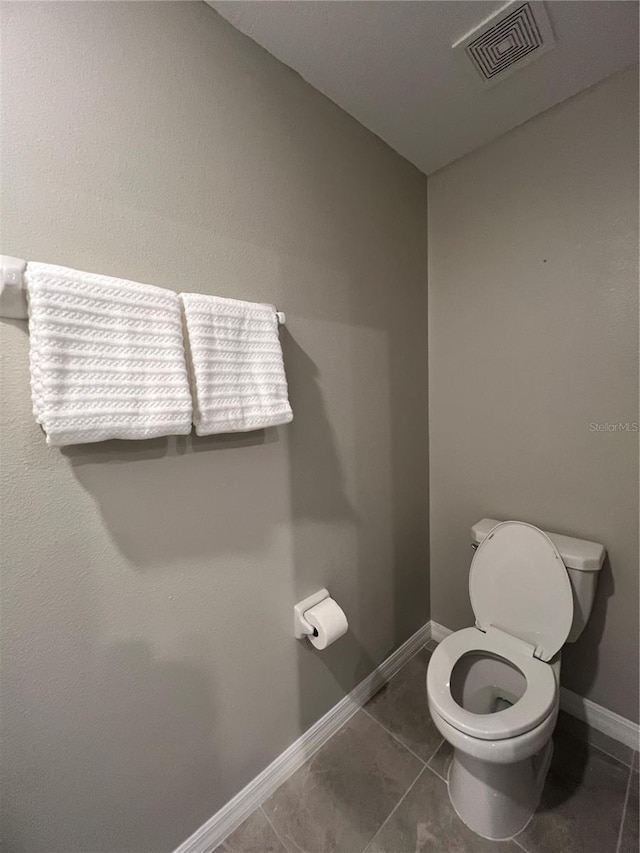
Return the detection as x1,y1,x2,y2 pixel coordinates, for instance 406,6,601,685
173,621,431,853
428,621,640,751
429,620,452,643
559,687,640,750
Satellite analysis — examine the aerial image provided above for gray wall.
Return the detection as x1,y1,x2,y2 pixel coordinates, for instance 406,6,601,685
428,67,639,723
0,4,429,852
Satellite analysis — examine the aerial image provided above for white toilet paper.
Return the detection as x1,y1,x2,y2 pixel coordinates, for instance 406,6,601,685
304,598,348,650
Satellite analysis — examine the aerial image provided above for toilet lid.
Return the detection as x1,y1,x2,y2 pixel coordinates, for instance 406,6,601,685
469,521,573,661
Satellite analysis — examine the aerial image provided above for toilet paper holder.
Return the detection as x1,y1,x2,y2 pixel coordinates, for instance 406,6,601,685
294,588,330,638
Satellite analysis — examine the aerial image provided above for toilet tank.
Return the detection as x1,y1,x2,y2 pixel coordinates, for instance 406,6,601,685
471,519,606,643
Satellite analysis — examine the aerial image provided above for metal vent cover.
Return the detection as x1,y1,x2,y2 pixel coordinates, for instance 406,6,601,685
453,1,556,86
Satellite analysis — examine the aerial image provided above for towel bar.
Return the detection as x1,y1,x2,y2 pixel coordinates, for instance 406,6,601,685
0,255,286,325
0,256,28,320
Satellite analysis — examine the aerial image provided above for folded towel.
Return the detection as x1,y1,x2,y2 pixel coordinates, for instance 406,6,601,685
25,262,193,446
180,293,293,434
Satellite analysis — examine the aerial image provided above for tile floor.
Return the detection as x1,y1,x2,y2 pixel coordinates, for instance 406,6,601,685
216,643,639,853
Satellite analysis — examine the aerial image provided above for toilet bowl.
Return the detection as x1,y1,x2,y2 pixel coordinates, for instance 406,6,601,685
427,626,560,839
425,519,604,841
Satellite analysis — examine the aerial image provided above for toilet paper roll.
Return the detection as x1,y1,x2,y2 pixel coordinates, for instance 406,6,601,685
304,597,348,650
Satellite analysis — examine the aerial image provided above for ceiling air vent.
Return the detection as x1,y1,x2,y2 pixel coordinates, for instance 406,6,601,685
453,1,556,86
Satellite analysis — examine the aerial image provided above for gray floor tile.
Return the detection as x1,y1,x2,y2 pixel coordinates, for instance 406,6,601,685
215,807,287,853
262,709,422,853
555,710,635,766
427,739,453,781
366,767,521,853
365,648,442,762
619,770,639,853
516,729,629,853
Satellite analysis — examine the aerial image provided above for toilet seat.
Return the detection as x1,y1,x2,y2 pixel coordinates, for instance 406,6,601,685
427,627,557,741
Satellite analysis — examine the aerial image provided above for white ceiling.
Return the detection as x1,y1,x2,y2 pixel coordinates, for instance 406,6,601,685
207,1,639,175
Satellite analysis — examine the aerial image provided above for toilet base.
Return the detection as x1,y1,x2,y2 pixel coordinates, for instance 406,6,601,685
447,739,553,840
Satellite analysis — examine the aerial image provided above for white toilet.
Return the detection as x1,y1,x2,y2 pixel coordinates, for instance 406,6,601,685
426,518,605,841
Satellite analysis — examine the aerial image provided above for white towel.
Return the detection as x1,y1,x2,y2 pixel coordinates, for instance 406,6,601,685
180,293,293,435
25,262,193,446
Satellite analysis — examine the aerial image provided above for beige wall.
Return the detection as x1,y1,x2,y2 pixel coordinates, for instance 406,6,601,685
428,67,639,723
0,4,429,851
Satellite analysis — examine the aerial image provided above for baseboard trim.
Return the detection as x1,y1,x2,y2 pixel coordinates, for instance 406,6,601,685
173,622,431,853
558,687,639,750
429,620,452,643
428,621,640,751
